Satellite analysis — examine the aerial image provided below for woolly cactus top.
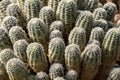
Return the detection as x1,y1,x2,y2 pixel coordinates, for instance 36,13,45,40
65,70,77,80
36,71,49,80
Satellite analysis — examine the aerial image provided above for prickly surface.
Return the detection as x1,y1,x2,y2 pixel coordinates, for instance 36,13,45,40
65,70,77,80
36,71,49,80
54,77,65,80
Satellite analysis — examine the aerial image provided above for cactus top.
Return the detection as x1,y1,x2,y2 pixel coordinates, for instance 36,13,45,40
36,71,49,80
65,70,77,80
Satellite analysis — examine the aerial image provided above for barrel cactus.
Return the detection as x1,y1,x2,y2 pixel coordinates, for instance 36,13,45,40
9,26,27,44
27,74,37,80
49,30,63,40
13,39,28,63
89,27,105,44
6,58,28,80
54,77,65,80
49,63,64,80
93,8,107,20
103,2,117,21
1,16,18,33
88,39,100,47
0,49,15,65
80,43,101,80
65,70,77,80
48,38,65,65
24,0,41,21
74,0,84,10
68,27,86,51
27,42,48,72
56,0,77,37
117,20,120,27
36,71,49,80
49,21,64,33
0,70,9,80
65,44,81,75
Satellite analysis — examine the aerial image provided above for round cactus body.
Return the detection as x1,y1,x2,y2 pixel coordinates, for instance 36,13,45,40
6,58,28,80
36,71,49,80
65,44,81,75
54,77,65,80
49,63,64,80
89,27,105,44
87,39,100,47
49,21,64,33
93,8,107,20
103,2,117,21
9,26,27,44
94,19,108,32
48,38,65,65
27,74,37,80
80,43,101,80
39,6,54,31
65,70,77,80
49,30,63,40
68,27,86,51
0,60,6,72
27,42,48,72
56,0,77,37
1,16,18,33
13,39,28,63
74,0,84,10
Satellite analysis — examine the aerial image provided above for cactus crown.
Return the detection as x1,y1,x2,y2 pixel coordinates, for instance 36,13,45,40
36,71,49,80
65,70,77,80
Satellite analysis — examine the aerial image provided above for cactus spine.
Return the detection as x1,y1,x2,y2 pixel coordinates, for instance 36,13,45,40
36,71,49,80
74,0,84,10
65,44,81,75
27,42,48,72
68,27,86,51
13,39,28,63
65,70,77,80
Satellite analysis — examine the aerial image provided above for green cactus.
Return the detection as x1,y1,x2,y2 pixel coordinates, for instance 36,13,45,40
0,49,15,65
39,6,54,31
36,71,49,80
0,28,12,50
88,39,100,46
65,70,77,80
93,8,107,20
96,28,120,80
13,39,29,63
49,21,64,33
84,0,99,12
56,0,77,37
0,61,6,72
49,30,63,40
48,38,65,65
6,58,28,80
65,44,81,75
27,74,37,80
106,67,120,80
94,19,108,32
68,27,86,51
117,20,120,27
6,3,27,28
9,26,27,44
89,27,105,44
49,63,64,80
75,11,94,41
39,0,48,8
80,43,101,80
74,0,84,10
24,0,41,21
98,2,103,8
27,42,48,72
1,16,18,32
54,77,65,80
103,2,117,21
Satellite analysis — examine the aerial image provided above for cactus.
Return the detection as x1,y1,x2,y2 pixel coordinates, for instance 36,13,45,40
0,61,6,72
68,27,86,51
106,67,120,80
107,21,115,29
65,70,77,80
49,63,64,80
96,28,120,80
56,0,77,37
49,30,63,40
65,44,81,75
49,21,64,33
9,26,27,44
39,6,54,31
84,0,99,12
27,42,48,72
103,2,117,21
13,39,28,63
1,16,18,32
24,0,41,21
0,28,12,50
0,70,9,80
6,58,28,80
39,0,48,8
89,27,105,44
27,74,37,80
93,8,107,20
54,77,65,80
80,43,101,80
117,20,120,27
94,19,108,32
36,71,49,80
74,0,84,10
75,11,94,41
88,39,100,46
0,49,15,65
98,2,103,8
6,3,27,28
48,38,65,65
